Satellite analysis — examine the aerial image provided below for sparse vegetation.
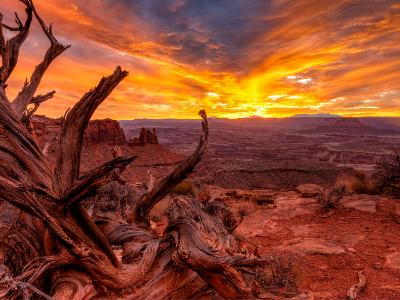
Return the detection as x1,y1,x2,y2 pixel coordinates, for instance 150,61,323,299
373,147,400,198
171,181,195,196
317,185,346,212
256,251,298,297
336,171,377,195
150,214,161,222
236,199,258,217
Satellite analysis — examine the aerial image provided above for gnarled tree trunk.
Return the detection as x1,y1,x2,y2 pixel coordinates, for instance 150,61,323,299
0,1,273,299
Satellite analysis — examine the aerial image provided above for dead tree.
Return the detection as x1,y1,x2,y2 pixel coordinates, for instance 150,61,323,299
0,1,273,299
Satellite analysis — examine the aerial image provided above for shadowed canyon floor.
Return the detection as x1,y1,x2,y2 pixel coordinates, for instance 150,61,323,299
121,117,400,190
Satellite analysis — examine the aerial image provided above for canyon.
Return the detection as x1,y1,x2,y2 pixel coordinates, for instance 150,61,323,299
15,115,400,299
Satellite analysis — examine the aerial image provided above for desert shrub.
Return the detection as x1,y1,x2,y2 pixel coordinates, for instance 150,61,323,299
373,147,400,198
336,171,377,195
256,251,298,297
236,200,258,217
86,182,137,218
171,181,195,196
317,185,346,213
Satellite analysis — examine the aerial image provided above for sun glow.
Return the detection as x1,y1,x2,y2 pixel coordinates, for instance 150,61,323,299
1,0,399,119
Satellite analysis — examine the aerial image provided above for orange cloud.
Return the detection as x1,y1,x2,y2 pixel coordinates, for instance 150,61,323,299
1,0,399,119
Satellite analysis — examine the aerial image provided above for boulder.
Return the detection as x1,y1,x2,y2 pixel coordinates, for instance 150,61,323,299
295,184,321,198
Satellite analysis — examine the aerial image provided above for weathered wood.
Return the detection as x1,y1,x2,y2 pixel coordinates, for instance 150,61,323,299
347,271,366,300
130,109,209,224
0,0,33,86
54,66,129,194
12,2,70,117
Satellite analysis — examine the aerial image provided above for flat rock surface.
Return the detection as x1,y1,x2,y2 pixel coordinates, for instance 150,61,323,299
339,194,379,212
295,183,321,198
274,192,319,218
340,233,365,247
280,238,346,255
214,188,400,299
385,252,400,270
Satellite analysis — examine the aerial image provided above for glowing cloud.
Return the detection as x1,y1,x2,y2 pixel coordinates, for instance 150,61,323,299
0,0,399,119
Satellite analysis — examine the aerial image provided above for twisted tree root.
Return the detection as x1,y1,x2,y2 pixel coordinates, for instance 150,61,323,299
347,271,366,300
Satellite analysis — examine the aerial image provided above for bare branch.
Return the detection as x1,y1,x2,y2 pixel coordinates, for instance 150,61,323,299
54,66,129,194
62,155,136,208
21,103,39,127
130,110,208,223
0,15,5,55
0,264,53,300
0,0,33,85
20,91,56,125
12,3,69,116
1,23,21,32
31,90,56,104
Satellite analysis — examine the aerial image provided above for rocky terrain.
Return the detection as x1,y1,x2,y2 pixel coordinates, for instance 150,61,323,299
121,116,400,299
30,115,400,299
121,117,400,189
149,185,400,299
30,115,182,183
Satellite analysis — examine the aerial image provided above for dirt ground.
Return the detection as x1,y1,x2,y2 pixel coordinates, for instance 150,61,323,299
237,193,400,299
152,189,400,299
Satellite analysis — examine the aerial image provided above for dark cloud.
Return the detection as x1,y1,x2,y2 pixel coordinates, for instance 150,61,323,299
0,0,399,118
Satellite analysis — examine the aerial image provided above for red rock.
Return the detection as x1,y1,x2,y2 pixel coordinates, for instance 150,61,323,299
31,115,126,147
128,128,159,146
295,183,321,197
85,119,126,145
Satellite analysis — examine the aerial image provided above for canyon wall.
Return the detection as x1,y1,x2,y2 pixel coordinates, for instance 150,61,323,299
30,115,158,149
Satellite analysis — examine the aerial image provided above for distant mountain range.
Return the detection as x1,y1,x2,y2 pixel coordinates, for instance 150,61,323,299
291,113,341,118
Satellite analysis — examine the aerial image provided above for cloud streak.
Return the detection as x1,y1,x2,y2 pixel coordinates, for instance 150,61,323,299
1,0,399,118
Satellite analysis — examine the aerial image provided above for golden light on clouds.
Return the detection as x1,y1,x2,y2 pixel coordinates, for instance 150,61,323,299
1,0,399,119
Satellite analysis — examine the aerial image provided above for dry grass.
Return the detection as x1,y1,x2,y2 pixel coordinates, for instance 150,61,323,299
171,181,195,196
256,250,298,297
336,171,377,195
374,147,400,197
317,185,346,213
236,200,258,217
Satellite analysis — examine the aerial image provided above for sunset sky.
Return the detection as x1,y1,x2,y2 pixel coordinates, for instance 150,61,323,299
1,0,399,119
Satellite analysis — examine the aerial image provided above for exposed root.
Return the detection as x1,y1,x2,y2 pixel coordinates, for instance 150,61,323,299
0,264,52,300
347,271,366,300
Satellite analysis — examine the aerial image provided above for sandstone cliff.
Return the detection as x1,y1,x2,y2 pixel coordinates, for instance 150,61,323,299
128,128,159,146
31,115,127,147
84,119,126,145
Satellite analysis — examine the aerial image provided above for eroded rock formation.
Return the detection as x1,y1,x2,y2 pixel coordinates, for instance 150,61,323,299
128,127,159,146
85,118,126,145
31,115,126,147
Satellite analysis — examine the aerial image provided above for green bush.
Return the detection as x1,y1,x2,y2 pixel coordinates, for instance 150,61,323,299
171,181,195,196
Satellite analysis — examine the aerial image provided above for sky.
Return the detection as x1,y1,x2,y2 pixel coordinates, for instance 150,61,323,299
0,0,399,119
